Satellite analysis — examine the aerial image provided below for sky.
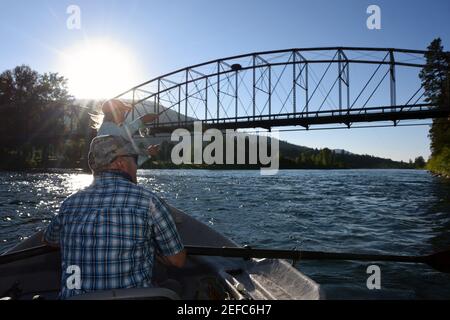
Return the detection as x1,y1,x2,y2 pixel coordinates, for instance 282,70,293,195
0,0,449,161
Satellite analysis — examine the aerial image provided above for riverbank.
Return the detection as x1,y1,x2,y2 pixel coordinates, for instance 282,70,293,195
430,171,450,179
427,147,450,179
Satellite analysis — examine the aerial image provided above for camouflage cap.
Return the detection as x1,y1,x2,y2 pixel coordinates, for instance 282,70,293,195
88,135,138,171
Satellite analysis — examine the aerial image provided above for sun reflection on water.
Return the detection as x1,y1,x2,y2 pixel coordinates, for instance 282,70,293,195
0,172,96,250
64,173,93,193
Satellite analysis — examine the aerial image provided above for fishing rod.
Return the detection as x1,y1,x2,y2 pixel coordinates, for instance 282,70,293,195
1,244,449,273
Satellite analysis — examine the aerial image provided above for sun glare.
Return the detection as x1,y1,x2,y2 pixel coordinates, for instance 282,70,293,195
58,39,141,99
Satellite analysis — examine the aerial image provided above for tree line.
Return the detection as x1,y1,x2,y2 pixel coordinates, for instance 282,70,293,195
0,65,96,169
142,138,424,170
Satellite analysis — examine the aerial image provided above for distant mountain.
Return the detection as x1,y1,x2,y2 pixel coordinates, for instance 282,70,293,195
272,139,410,169
128,100,197,125
74,99,196,124
141,134,415,170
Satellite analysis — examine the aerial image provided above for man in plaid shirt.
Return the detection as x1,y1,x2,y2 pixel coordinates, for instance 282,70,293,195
43,135,186,299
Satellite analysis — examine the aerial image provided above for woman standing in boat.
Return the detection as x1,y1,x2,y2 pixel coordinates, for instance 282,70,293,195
93,99,160,167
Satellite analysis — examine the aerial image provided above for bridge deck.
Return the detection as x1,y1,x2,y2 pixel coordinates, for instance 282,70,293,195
145,105,450,133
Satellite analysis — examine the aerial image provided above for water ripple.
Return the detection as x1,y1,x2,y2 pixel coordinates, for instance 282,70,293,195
0,169,449,299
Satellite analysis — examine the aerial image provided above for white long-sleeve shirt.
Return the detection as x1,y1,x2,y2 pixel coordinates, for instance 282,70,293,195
97,120,150,167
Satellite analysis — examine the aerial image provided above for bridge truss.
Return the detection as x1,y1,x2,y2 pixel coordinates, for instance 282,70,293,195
114,47,450,133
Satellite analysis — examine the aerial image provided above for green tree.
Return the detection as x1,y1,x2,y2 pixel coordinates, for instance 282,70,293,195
420,39,449,105
414,156,426,168
420,39,450,176
0,65,74,168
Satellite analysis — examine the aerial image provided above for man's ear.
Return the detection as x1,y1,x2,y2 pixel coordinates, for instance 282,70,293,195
109,158,124,171
116,158,127,170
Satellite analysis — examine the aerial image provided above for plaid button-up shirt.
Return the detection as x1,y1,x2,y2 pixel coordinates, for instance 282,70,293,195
44,171,184,299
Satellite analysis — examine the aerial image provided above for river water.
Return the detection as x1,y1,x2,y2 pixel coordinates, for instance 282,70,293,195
1,169,449,299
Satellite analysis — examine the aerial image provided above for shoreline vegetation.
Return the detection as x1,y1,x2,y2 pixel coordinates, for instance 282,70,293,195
420,39,450,179
0,39,448,175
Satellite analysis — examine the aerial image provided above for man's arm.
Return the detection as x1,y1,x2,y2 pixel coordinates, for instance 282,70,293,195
42,234,60,247
151,197,186,268
42,213,62,247
157,250,186,268
125,113,159,136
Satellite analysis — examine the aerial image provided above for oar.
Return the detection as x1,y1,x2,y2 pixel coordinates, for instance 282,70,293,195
2,244,450,274
184,245,450,273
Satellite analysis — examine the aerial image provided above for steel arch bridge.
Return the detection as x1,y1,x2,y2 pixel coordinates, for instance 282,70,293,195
115,47,450,134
